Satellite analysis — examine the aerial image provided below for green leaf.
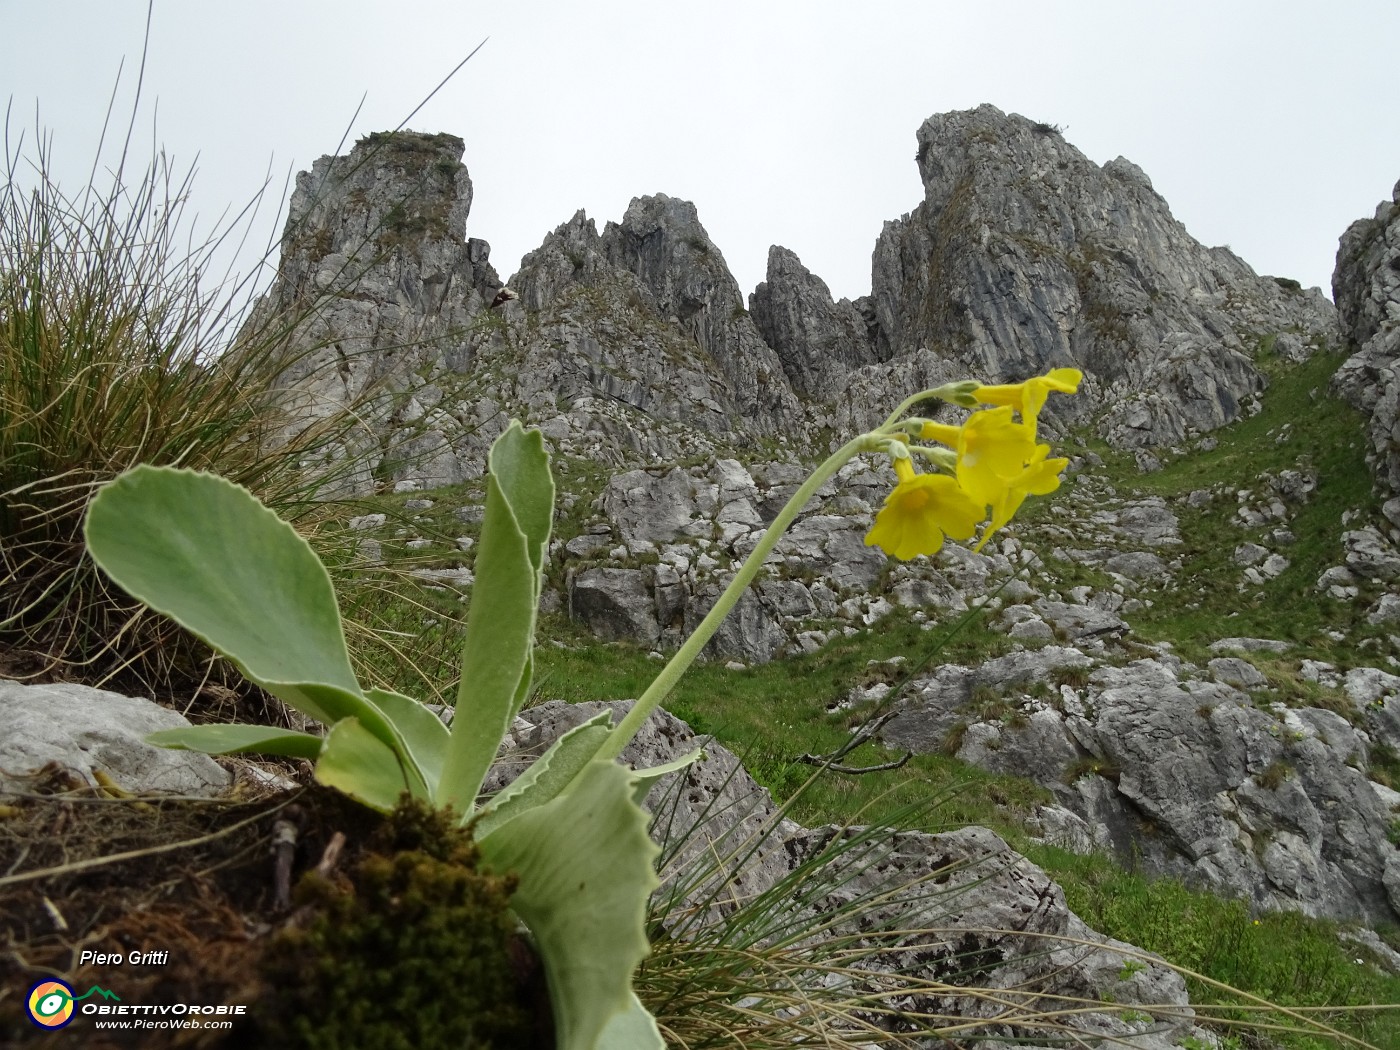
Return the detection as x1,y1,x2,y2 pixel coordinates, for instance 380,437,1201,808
479,760,659,1050
86,466,422,774
315,717,413,812
437,423,554,813
365,687,448,796
473,712,614,838
488,421,555,588
628,747,705,808
596,993,664,1049
145,724,324,760
84,466,358,726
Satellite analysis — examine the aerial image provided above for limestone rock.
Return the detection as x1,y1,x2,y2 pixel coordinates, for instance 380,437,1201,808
1208,657,1268,690
0,681,230,797
569,457,1024,662
1332,178,1400,493
601,194,804,432
749,245,878,399
569,567,661,644
1343,526,1400,581
508,701,1202,1046
247,131,499,493
863,105,1333,446
883,655,1400,925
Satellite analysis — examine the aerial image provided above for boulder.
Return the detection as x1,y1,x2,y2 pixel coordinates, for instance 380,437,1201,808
883,655,1400,925
0,681,230,797
568,567,661,644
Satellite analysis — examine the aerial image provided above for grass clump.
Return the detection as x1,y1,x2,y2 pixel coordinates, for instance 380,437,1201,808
637,765,1174,1048
0,121,371,690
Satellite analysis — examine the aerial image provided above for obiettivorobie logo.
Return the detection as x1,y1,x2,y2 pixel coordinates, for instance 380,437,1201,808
26,980,120,1029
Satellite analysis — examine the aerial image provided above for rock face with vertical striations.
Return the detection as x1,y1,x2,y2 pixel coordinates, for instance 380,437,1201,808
250,143,809,488
749,245,878,400
256,131,501,406
247,131,500,492
254,110,1343,495
1332,179,1400,494
846,105,1336,444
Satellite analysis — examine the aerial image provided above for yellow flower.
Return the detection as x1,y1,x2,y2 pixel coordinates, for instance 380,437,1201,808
865,459,984,561
972,367,1082,429
921,406,1038,507
975,444,1069,551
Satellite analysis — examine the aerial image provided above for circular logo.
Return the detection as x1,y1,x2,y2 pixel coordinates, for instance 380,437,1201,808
27,980,76,1029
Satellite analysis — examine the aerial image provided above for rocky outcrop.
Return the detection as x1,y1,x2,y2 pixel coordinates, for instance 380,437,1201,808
562,456,1027,663
255,110,1342,496
852,106,1335,444
503,701,1208,1049
248,132,502,493
1332,179,1400,493
849,464,1400,927
600,196,804,431
883,649,1400,926
749,245,878,399
251,141,812,487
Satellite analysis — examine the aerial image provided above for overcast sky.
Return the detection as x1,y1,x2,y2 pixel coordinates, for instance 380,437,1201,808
5,1,1398,306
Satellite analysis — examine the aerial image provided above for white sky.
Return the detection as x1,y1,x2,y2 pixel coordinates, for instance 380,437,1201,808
5,1,1398,305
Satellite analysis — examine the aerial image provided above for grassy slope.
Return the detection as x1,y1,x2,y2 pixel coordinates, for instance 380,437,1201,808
1084,347,1387,664
338,347,1400,1048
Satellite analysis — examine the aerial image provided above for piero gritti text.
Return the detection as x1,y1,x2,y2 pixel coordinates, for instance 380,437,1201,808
79,949,170,966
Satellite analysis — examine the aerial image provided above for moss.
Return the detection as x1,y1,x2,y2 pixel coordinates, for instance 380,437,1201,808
254,799,536,1049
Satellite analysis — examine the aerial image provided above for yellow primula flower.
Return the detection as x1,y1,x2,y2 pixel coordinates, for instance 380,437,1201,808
972,367,1082,429
864,459,984,561
921,406,1037,508
975,444,1070,551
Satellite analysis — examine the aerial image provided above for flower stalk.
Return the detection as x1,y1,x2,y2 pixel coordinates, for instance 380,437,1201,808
604,368,1079,758
599,431,881,759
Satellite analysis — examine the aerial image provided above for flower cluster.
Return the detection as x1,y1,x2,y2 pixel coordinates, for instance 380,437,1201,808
864,368,1081,560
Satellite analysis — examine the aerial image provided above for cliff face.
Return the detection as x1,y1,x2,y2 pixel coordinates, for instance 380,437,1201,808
252,137,812,489
754,105,1335,444
256,108,1340,491
261,131,498,398
1332,180,1400,496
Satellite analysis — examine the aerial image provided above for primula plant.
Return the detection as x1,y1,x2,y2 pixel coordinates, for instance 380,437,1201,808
83,367,1079,1049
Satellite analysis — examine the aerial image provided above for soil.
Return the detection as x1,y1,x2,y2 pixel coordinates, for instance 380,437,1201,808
0,771,549,1049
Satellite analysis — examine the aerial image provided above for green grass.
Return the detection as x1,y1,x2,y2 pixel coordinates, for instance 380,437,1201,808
1036,348,1388,668
532,608,1052,833
1038,846,1400,1050
527,608,1398,1048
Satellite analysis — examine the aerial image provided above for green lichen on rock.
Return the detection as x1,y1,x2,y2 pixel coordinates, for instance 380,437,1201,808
255,799,535,1049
